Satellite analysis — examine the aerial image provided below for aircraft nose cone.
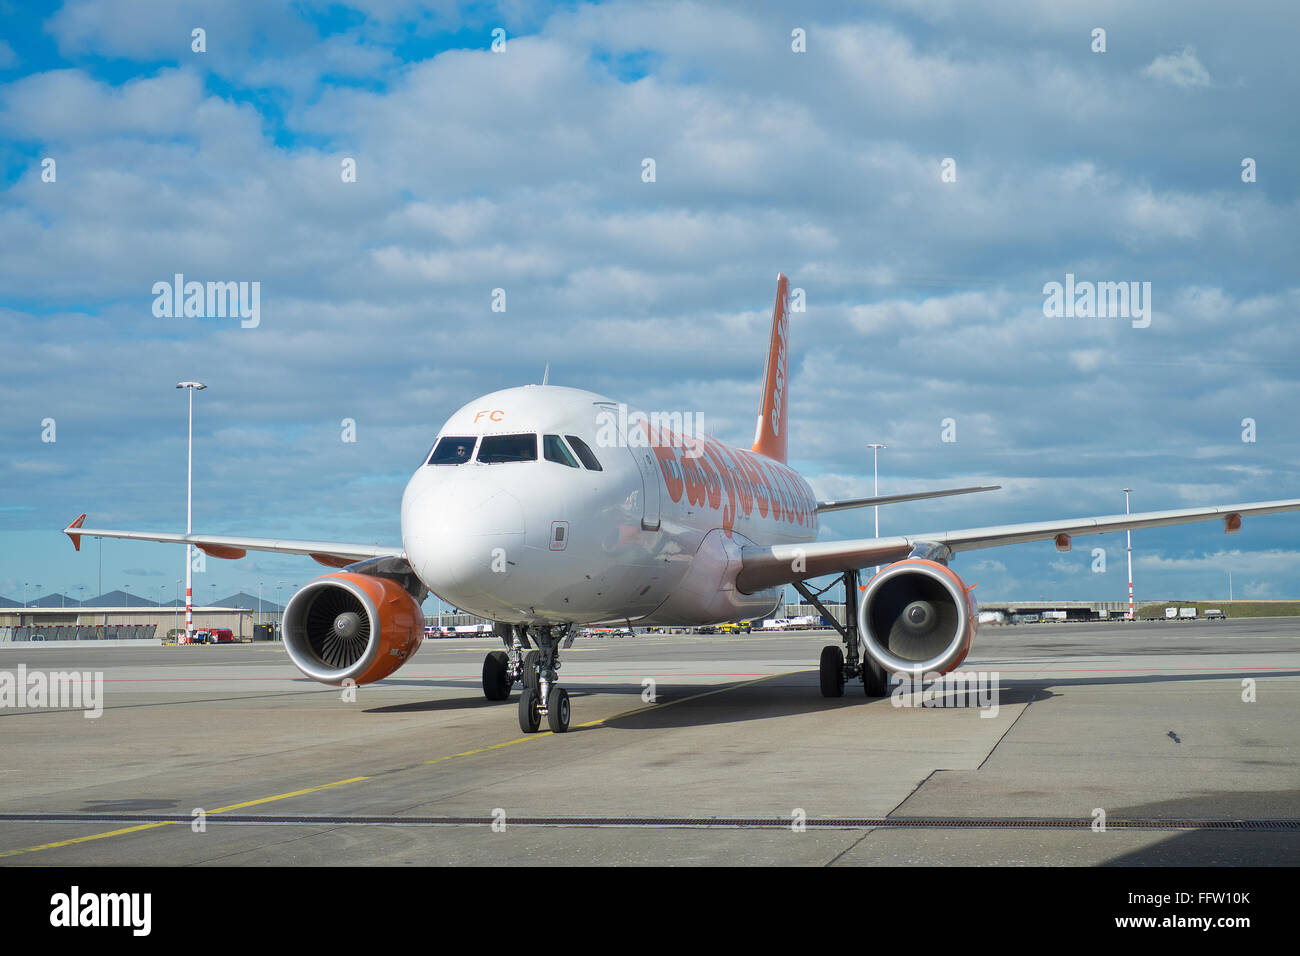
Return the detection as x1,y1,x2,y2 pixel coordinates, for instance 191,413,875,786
403,476,526,606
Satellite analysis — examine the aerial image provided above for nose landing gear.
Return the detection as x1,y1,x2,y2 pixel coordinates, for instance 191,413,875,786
517,624,571,733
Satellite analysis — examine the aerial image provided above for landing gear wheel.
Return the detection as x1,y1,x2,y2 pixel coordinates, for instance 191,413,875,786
518,687,542,733
819,645,845,698
862,657,890,698
482,651,511,701
547,687,571,733
522,650,541,692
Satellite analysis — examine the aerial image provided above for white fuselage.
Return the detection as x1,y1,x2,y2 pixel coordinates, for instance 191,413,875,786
401,385,819,626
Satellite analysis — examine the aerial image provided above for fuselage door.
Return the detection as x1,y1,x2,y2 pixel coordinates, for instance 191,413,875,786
630,447,662,532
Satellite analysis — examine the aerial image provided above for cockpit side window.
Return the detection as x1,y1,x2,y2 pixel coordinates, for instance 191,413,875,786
543,435,580,468
477,433,538,463
428,435,477,465
565,435,603,471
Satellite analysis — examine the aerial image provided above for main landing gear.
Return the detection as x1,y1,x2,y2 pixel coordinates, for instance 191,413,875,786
481,622,575,733
795,569,891,700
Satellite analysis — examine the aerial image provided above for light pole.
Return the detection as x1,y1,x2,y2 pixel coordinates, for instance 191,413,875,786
22,582,28,608
1124,488,1134,620
174,579,181,637
277,581,284,641
177,381,206,644
867,443,886,579
258,581,263,631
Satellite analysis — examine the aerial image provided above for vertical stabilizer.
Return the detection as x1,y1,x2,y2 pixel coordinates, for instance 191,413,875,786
752,273,790,463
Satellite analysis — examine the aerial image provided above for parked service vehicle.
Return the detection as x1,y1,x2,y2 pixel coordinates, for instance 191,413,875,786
1179,607,1197,620
1204,609,1226,620
1164,607,1178,620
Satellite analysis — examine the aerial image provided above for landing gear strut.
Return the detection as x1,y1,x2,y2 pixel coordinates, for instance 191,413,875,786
515,624,573,733
795,570,890,699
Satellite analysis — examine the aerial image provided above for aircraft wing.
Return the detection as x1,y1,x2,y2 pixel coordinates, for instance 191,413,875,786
736,498,1300,592
62,514,402,569
815,485,1000,514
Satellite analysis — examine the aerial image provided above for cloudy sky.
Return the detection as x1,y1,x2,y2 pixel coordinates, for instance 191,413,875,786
2,0,1297,609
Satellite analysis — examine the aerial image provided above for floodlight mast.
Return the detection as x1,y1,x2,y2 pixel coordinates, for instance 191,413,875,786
177,382,207,643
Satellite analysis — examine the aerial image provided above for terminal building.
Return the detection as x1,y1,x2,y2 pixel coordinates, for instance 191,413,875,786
0,589,283,642
0,606,271,642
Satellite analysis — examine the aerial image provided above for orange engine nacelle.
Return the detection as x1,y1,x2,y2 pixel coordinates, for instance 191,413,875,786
857,559,978,679
282,572,424,685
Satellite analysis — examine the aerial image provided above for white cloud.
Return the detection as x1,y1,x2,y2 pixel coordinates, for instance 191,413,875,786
1142,47,1212,89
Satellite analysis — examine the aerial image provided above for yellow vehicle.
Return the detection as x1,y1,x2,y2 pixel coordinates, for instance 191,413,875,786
716,621,755,634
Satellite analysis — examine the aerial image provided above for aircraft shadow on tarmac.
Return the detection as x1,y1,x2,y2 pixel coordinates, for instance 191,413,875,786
1097,790,1300,865
364,667,1300,727
362,681,1050,723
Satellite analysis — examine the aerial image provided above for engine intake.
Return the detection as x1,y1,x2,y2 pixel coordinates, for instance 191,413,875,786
857,559,976,678
283,572,424,685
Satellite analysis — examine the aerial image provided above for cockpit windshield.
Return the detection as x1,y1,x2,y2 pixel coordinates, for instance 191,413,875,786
565,435,603,471
543,435,579,468
477,434,538,463
428,436,477,465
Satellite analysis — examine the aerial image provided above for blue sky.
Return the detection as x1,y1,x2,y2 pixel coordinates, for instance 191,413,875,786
1,0,1298,608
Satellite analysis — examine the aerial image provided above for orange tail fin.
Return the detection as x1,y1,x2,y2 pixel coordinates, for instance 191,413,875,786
752,273,790,463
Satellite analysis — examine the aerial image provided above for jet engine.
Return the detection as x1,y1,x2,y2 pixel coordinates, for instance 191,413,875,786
283,572,424,685
857,559,977,678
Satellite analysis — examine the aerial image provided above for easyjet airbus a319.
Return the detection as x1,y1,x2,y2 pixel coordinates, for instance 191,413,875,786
65,275,1300,733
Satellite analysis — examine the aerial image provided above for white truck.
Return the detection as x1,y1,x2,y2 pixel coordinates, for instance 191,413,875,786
1164,607,1178,620
1178,607,1197,620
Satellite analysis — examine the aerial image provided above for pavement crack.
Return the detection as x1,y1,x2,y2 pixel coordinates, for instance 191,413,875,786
185,825,344,866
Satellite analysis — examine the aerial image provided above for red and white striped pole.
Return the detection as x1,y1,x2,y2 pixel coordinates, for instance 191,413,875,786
178,382,206,644
1124,488,1134,620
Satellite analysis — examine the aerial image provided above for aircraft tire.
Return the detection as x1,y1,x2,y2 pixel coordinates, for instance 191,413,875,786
547,687,571,733
819,645,844,698
482,651,511,701
518,687,542,733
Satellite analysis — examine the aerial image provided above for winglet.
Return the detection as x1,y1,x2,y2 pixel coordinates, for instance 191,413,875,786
752,273,790,463
64,513,87,551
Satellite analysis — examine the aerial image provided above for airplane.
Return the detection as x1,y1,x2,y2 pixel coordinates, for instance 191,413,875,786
63,274,1300,734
